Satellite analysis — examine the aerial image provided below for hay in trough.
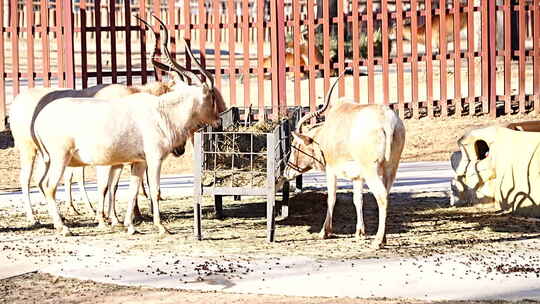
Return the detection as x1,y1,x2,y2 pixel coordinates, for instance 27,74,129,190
201,120,283,188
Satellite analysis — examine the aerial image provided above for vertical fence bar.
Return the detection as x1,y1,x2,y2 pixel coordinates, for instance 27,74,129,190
518,0,525,113
242,0,250,107
322,0,330,94
337,0,345,96
256,0,264,113
486,0,497,117
366,0,374,103
503,0,511,114
467,0,475,116
41,0,50,86
95,0,102,84
198,0,206,82
10,0,19,96
213,0,223,98
168,0,175,69
425,0,433,117
0,0,4,130
352,0,360,101
453,0,462,116
307,0,316,112
481,0,488,114
396,0,404,118
62,0,74,88
109,0,117,83
411,0,419,117
152,0,160,80
535,0,540,113
381,0,389,105
183,0,192,84
81,0,88,88
439,0,448,117
137,0,147,83
124,1,132,85
292,0,301,106
26,0,34,87
275,0,286,115
228,0,237,106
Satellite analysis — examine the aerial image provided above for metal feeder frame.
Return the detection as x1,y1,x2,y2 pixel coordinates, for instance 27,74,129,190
192,106,303,242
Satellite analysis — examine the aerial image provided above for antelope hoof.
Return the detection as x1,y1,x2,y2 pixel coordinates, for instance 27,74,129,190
97,221,109,230
319,229,331,239
355,228,367,239
58,225,72,237
126,225,137,235
157,225,170,236
28,219,41,228
371,237,386,250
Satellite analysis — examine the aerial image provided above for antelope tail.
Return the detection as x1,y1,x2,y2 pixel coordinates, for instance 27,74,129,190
383,114,397,163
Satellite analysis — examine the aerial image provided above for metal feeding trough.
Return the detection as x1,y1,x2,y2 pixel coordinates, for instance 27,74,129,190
192,106,302,242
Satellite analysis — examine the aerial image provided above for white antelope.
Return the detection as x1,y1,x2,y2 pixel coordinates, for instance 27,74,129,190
283,70,406,249
10,14,195,227
32,38,225,235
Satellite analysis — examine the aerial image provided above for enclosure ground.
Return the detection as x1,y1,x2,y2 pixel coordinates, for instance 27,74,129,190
3,273,529,304
2,189,540,301
2,95,540,302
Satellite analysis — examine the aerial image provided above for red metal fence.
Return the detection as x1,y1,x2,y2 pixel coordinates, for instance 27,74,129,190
1,0,539,131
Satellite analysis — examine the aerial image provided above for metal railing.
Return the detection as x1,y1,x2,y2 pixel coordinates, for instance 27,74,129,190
1,0,539,130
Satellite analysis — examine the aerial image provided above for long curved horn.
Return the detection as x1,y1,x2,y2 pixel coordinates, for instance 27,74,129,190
151,14,203,85
135,16,170,73
136,15,193,82
295,67,350,133
180,36,215,88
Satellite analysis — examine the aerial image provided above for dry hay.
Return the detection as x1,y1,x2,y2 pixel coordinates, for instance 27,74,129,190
202,120,283,188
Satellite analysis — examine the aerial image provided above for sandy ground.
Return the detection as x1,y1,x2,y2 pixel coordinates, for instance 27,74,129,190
3,272,504,304
2,186,540,303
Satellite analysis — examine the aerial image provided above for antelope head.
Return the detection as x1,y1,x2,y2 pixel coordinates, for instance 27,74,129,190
137,15,226,128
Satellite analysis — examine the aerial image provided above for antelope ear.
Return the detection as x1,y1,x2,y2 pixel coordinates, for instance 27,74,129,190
202,83,211,96
292,131,313,145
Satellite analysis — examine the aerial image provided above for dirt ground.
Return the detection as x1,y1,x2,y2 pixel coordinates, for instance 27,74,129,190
2,189,540,303
2,272,535,304
2,273,525,304
3,112,540,303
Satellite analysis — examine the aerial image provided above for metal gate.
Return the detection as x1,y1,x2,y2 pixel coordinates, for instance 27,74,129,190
1,0,540,130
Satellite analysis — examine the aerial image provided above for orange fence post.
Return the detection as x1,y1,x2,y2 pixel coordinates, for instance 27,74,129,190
63,0,75,88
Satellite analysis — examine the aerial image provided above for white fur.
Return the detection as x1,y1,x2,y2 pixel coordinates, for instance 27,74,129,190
33,82,222,235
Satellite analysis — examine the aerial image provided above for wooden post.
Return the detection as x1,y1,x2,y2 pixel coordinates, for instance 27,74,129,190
487,0,497,117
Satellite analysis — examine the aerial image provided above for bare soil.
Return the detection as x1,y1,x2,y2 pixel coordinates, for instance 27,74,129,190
1,272,521,304
3,112,540,303
2,189,540,303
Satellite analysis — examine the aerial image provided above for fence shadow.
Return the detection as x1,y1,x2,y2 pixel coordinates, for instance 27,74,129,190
275,190,540,245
